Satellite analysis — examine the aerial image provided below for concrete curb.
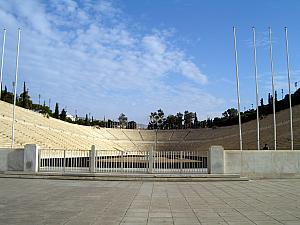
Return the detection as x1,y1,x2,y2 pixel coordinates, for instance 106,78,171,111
0,172,250,182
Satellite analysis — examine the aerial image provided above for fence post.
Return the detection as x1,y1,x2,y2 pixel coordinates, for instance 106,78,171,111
149,146,154,173
38,148,41,172
24,144,39,173
90,145,96,173
180,151,183,173
121,151,124,173
63,150,66,173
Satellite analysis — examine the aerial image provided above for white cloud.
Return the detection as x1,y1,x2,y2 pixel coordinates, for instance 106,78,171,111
0,0,220,123
244,30,278,49
178,61,208,84
142,35,166,54
259,70,300,93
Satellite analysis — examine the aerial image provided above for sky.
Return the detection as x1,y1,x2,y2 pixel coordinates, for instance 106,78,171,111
0,0,300,124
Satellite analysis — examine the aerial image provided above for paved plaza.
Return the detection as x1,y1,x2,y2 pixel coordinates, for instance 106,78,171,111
0,178,300,225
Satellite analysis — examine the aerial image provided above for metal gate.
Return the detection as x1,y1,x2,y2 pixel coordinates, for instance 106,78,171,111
39,149,208,174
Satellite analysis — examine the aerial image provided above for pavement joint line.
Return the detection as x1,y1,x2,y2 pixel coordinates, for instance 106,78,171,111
208,181,260,225
146,182,155,225
165,185,175,225
177,183,202,224
119,182,143,225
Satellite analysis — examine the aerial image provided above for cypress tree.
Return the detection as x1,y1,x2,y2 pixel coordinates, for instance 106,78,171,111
54,103,59,119
260,98,264,115
22,82,26,108
2,85,7,100
60,108,67,121
85,114,90,125
194,112,198,128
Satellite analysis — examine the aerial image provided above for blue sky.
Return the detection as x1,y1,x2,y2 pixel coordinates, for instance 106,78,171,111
0,0,300,123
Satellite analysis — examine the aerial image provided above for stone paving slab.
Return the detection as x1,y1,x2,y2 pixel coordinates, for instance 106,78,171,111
0,178,300,225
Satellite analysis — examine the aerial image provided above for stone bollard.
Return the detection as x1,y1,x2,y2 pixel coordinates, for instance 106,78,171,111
24,144,39,173
90,145,96,173
208,145,224,174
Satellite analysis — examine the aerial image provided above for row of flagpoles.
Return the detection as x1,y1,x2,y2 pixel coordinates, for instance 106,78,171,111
0,28,21,148
233,27,294,151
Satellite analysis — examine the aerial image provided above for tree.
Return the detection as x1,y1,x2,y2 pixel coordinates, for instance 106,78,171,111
222,108,238,118
18,82,32,109
127,121,137,129
118,113,128,128
166,115,176,129
3,85,7,98
1,85,13,103
184,111,194,128
176,112,183,129
148,109,165,129
54,103,59,119
194,112,199,128
107,119,112,128
22,82,26,107
207,118,213,128
40,105,51,116
60,108,67,121
260,98,264,107
85,114,89,125
260,98,264,115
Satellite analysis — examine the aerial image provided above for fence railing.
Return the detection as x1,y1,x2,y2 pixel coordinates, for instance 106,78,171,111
95,150,150,173
39,148,208,174
39,149,90,172
153,151,207,173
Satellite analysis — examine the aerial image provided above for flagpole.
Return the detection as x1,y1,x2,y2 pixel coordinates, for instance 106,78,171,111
0,28,6,100
284,27,294,150
233,26,243,151
11,28,21,148
252,27,260,150
268,27,277,150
